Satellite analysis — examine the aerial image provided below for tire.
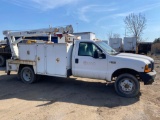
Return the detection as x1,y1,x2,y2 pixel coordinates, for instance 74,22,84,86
20,66,36,84
0,55,6,67
114,73,140,98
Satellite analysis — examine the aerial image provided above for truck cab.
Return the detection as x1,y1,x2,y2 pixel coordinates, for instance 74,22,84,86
72,40,156,97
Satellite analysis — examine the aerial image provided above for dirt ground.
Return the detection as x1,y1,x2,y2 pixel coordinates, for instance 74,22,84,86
0,56,160,120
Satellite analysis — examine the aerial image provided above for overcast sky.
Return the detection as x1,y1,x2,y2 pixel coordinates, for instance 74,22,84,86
0,0,160,41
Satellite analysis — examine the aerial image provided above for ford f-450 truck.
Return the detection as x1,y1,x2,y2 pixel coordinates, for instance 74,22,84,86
3,25,156,97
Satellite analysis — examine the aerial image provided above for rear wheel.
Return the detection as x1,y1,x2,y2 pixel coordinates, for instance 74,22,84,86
114,73,140,97
20,66,36,84
0,55,6,67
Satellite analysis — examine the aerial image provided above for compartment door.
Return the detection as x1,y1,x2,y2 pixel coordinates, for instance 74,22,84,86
46,44,67,77
36,44,45,74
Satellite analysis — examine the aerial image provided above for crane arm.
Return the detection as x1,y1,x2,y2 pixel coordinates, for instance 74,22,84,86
3,25,73,37
2,25,74,60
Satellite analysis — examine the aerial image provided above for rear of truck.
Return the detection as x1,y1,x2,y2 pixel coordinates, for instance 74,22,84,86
0,39,11,67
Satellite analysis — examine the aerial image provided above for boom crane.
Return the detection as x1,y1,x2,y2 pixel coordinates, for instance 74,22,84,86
3,25,73,59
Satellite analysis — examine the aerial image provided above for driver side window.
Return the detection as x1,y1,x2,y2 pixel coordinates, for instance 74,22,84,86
78,42,101,57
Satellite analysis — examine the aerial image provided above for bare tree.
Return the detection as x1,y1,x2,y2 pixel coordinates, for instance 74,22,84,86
107,31,120,40
107,31,113,40
124,13,146,42
113,33,120,38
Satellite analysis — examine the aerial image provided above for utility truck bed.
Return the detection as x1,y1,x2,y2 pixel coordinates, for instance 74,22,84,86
7,43,73,78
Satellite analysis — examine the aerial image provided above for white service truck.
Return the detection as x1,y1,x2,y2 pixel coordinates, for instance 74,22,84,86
3,25,156,97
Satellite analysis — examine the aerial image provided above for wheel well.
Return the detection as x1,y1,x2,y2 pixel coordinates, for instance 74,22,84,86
112,68,140,80
18,64,33,74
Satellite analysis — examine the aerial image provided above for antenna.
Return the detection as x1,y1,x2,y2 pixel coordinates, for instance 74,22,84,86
125,27,126,37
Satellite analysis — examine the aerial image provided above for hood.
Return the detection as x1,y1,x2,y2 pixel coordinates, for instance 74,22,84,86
109,53,151,72
114,54,150,65
117,53,154,62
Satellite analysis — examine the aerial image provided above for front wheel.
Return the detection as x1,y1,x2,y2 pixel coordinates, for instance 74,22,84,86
114,73,140,97
20,66,36,84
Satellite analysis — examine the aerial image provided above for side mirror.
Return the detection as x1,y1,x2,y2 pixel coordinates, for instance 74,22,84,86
93,50,106,59
93,50,99,58
100,53,106,59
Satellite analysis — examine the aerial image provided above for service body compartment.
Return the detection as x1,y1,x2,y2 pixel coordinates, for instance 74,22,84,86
45,44,67,76
17,43,70,77
18,44,36,61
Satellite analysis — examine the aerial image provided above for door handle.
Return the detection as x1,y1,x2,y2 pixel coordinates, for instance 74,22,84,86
75,58,79,64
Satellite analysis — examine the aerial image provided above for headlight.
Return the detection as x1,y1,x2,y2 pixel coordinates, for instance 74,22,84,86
144,64,151,73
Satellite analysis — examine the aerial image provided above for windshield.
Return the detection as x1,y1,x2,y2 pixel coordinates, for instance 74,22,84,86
96,41,118,55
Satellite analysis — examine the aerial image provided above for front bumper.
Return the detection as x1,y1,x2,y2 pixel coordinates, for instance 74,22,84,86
139,70,156,85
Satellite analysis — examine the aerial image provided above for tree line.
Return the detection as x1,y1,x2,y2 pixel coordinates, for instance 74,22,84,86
153,38,160,43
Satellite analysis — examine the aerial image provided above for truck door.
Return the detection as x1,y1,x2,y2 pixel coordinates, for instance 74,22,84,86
72,42,108,80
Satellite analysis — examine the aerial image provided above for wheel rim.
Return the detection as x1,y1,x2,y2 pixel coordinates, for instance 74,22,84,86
119,78,135,93
22,69,32,82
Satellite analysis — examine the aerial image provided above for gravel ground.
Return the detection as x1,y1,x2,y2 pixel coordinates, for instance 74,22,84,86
0,56,160,120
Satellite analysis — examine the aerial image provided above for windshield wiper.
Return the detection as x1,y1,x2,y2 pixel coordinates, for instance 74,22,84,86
110,51,119,55
114,52,120,55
